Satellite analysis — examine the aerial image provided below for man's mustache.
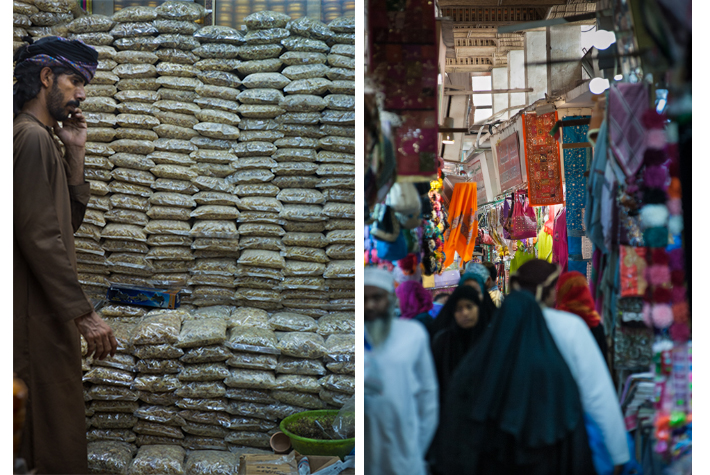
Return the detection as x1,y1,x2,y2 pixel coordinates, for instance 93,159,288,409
67,100,81,108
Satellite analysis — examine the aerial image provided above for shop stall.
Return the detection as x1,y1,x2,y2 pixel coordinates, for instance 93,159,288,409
13,0,356,473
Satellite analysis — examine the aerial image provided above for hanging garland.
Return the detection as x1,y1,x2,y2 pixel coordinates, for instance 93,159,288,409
421,178,446,275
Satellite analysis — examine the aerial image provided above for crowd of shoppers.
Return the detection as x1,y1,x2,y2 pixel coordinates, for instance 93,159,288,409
364,259,635,475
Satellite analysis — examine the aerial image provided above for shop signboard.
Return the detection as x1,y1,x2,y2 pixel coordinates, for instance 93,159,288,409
495,132,524,192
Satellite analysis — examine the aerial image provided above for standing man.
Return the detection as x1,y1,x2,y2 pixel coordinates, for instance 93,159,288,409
14,36,118,474
482,261,504,307
364,267,439,475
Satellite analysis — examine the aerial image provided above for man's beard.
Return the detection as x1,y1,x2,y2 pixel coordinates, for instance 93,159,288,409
365,317,392,348
47,80,79,122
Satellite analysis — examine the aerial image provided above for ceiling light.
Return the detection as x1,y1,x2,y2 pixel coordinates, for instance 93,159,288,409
590,30,616,50
589,77,610,95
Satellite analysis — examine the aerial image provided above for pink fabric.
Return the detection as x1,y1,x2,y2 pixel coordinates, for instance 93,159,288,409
395,280,433,320
552,208,568,273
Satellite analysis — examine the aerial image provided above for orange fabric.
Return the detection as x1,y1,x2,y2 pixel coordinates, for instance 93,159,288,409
443,182,477,267
668,177,682,199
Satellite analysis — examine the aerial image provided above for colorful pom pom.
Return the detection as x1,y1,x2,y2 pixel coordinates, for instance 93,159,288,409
643,165,669,189
668,215,684,235
642,110,667,130
671,270,685,286
647,129,668,150
651,248,669,266
668,177,682,199
647,265,671,286
651,304,674,329
643,148,668,166
667,198,682,216
669,248,684,271
672,301,689,324
640,205,669,228
671,286,686,304
670,323,691,342
653,287,672,303
643,227,669,248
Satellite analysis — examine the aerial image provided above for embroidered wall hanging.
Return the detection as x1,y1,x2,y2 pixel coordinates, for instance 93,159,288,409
495,132,524,192
522,112,564,206
562,116,590,236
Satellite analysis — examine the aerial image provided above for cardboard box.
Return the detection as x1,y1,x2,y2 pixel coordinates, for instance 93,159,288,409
238,453,298,475
237,452,342,475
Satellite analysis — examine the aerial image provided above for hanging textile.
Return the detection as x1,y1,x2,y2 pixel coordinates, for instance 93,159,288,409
442,182,477,267
585,120,610,254
562,116,590,237
537,228,553,263
495,132,524,191
552,207,568,273
368,0,438,181
607,83,649,177
521,112,564,206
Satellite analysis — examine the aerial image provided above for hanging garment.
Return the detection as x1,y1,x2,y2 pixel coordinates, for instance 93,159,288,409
443,182,477,267
585,120,610,254
522,112,565,206
562,116,591,237
608,83,649,177
552,208,569,272
601,160,619,252
537,228,554,262
510,247,536,275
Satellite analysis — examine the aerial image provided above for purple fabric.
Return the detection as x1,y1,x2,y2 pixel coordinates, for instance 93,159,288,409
395,280,433,320
552,208,568,273
608,83,649,177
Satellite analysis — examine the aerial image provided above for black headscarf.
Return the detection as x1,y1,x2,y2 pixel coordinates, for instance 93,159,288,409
14,36,98,84
434,290,595,475
430,285,492,400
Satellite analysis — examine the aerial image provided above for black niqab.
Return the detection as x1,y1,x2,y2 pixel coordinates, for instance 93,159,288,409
435,291,595,475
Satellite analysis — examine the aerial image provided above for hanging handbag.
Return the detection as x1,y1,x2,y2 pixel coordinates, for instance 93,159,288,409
510,190,538,239
501,194,515,238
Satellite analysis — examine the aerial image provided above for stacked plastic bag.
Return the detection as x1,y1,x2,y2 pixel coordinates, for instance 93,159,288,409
56,2,357,467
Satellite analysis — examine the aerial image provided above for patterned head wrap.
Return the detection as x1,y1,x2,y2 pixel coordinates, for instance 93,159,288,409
555,272,602,328
14,36,98,84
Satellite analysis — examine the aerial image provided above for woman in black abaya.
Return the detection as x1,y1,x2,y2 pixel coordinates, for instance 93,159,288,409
435,290,596,475
430,285,493,407
428,285,494,475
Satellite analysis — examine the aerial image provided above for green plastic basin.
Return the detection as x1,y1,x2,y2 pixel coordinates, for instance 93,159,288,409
279,410,355,460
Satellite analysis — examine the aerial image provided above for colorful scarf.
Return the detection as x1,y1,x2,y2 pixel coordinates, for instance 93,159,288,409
555,271,602,328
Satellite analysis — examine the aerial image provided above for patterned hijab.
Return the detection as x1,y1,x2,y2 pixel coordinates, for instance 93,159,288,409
555,271,602,328
14,36,98,84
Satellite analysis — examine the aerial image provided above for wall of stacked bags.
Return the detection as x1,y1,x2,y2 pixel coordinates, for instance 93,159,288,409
14,0,354,471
